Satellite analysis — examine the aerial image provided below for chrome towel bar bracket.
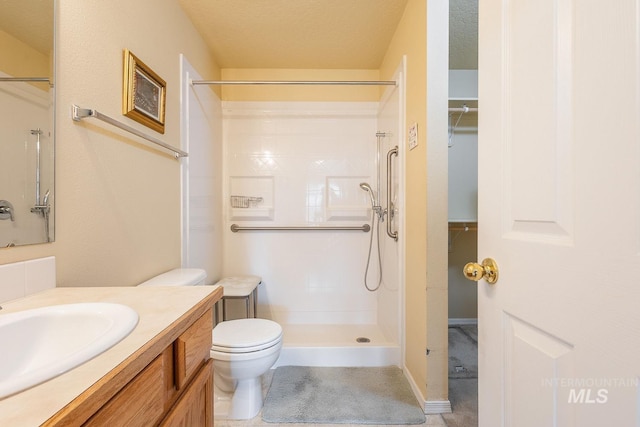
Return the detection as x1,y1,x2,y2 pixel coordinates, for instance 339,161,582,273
71,104,188,159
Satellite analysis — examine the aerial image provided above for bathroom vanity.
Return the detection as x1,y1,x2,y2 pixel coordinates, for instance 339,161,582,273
0,285,222,426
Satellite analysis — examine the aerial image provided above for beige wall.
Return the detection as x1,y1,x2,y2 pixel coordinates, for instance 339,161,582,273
221,68,380,101
380,0,429,399
0,0,220,287
0,29,50,78
448,230,478,318
0,29,51,91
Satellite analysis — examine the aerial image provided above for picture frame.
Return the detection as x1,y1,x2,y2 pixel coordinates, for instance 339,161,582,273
122,49,166,134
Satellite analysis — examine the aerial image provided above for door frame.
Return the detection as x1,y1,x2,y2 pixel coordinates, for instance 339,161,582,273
424,0,453,414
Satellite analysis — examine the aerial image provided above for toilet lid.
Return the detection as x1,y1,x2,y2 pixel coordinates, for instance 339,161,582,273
138,268,206,286
212,318,282,353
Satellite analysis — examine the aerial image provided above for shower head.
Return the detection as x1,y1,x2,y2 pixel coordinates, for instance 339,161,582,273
359,182,372,191
359,182,377,207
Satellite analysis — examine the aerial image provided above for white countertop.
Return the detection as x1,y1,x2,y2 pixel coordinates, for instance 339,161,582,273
0,285,219,426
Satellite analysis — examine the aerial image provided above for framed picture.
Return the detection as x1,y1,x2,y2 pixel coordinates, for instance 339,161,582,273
122,49,166,134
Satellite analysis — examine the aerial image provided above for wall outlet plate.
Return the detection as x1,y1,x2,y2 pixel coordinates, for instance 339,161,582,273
408,122,418,150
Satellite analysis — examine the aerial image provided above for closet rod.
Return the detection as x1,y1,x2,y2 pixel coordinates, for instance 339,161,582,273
192,79,397,86
448,107,478,113
231,224,371,232
448,222,478,232
71,105,188,158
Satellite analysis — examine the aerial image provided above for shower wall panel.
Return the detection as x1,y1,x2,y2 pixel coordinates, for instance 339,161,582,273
222,101,379,325
376,83,403,346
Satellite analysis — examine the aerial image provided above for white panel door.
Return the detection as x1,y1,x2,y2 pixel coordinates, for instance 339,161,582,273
477,0,640,426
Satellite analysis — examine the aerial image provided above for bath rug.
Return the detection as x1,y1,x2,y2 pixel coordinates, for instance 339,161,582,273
262,366,426,424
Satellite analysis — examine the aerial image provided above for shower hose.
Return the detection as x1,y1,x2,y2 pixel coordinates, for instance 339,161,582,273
364,210,383,292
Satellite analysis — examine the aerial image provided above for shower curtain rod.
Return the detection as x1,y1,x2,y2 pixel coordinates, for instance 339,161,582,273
192,79,397,86
0,77,50,83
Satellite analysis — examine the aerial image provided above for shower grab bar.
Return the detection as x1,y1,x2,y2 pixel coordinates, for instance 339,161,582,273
386,146,399,241
231,224,370,232
71,104,188,159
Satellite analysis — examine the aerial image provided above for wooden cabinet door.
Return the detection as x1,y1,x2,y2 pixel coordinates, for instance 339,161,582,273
160,359,213,427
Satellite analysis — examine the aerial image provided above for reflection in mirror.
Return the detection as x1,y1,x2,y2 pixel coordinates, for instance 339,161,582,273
0,0,55,247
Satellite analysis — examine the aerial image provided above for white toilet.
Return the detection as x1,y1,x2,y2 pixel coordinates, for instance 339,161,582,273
138,268,208,287
211,318,283,420
138,268,283,420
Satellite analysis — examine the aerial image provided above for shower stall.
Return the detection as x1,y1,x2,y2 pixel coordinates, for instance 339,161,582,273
0,76,54,247
218,68,405,368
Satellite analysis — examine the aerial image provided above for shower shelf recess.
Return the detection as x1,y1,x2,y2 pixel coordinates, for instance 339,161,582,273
229,176,274,220
229,195,272,220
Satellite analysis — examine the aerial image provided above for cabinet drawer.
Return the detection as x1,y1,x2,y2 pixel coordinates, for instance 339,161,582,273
84,348,173,427
175,311,212,389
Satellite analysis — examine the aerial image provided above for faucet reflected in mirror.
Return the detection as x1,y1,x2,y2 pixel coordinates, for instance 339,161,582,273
29,129,52,243
0,201,15,222
31,189,51,243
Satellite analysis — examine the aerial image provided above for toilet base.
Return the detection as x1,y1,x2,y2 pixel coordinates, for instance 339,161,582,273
214,377,263,420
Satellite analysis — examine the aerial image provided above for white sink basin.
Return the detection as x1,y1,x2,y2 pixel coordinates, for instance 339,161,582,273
0,302,138,399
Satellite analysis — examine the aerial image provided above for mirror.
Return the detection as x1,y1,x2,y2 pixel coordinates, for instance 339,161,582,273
0,0,55,247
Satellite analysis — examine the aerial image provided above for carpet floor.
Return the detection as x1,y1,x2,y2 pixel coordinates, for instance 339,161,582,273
262,366,426,425
442,325,478,427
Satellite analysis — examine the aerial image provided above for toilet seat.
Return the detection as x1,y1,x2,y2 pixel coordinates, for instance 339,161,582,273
212,318,282,354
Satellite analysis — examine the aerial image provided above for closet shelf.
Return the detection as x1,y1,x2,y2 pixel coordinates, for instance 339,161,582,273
448,97,478,102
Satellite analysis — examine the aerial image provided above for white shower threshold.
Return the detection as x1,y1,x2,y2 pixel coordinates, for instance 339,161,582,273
274,324,401,368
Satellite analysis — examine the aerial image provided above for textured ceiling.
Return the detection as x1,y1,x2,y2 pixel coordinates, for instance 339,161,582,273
0,1,53,54
1,1,478,71
450,0,478,69
178,0,409,69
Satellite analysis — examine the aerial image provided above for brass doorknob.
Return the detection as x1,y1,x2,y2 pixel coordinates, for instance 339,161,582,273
463,258,499,284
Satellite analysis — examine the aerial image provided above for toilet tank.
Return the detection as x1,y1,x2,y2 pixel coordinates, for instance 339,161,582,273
138,268,207,287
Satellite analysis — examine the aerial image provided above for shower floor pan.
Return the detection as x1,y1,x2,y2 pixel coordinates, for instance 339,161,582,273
274,324,400,368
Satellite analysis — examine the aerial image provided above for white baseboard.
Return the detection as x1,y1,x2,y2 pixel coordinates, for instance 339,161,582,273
424,400,452,414
448,318,478,326
402,366,426,412
402,367,452,414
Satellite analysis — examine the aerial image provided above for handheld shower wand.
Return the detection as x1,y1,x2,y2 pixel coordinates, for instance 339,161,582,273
359,182,384,221
360,182,384,292
359,182,376,207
